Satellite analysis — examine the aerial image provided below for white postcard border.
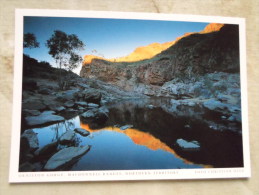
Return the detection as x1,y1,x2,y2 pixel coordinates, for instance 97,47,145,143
9,9,250,183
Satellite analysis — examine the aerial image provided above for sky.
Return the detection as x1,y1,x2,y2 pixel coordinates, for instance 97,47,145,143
23,16,208,74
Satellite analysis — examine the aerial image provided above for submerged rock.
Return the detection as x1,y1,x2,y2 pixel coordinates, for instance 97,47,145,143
44,145,90,171
74,128,90,137
25,111,65,127
176,139,200,150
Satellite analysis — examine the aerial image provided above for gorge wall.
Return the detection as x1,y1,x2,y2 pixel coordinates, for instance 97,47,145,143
80,24,240,92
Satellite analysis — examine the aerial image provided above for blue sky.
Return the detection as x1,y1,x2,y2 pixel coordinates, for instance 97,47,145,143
23,16,208,74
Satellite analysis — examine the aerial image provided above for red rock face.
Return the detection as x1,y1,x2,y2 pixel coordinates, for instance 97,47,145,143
201,23,224,33
80,24,239,90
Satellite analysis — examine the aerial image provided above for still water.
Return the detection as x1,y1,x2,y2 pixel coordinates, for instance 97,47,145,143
28,98,243,171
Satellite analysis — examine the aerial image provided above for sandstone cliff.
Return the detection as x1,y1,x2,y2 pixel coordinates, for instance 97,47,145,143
80,23,239,90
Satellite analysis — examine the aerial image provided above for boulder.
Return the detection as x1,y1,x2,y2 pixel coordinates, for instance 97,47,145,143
48,106,66,112
59,130,76,145
25,111,65,127
38,88,52,95
176,139,200,150
228,113,241,123
21,130,39,151
81,107,109,126
203,99,227,111
78,106,85,111
93,108,109,124
147,105,155,109
81,110,95,118
75,101,88,107
56,89,79,102
64,100,75,108
120,125,133,130
23,99,47,111
44,145,90,171
74,128,90,137
82,89,102,104
22,109,41,117
87,103,99,108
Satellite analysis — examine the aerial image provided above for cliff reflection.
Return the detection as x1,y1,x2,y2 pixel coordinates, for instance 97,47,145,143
80,122,207,167
80,98,243,168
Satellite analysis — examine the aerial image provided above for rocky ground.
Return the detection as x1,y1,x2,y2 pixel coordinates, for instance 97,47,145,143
19,55,146,171
20,23,242,172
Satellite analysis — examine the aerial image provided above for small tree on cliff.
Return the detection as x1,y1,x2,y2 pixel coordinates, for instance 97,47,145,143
24,33,40,49
46,30,85,88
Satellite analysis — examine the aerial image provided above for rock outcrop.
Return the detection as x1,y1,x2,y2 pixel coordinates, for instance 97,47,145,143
80,24,239,91
80,23,239,91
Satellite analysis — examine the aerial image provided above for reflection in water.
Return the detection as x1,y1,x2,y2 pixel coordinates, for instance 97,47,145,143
80,124,207,167
28,98,243,171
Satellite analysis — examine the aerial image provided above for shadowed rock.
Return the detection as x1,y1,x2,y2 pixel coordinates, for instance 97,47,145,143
59,130,76,145
25,111,65,127
74,128,90,136
21,130,39,151
35,141,58,157
23,99,47,111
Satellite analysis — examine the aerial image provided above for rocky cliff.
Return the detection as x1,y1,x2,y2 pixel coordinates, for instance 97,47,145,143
80,23,239,91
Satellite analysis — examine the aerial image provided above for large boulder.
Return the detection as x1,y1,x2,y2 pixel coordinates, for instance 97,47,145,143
56,89,80,102
81,89,102,104
81,107,109,123
23,99,47,111
44,145,90,171
25,111,65,127
21,130,39,151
